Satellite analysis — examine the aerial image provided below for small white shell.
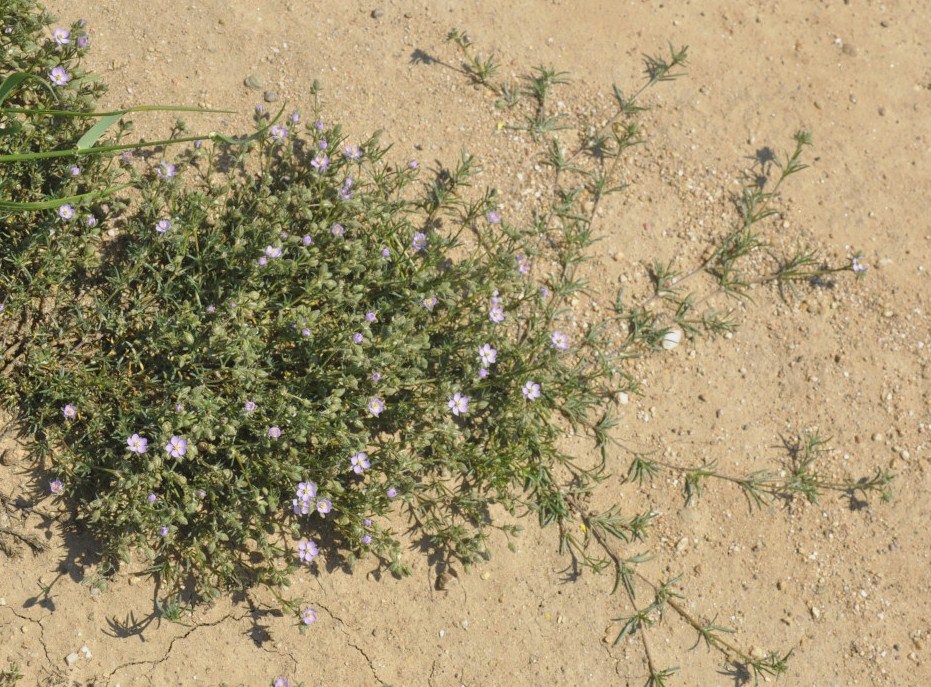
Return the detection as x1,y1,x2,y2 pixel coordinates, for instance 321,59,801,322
661,328,682,350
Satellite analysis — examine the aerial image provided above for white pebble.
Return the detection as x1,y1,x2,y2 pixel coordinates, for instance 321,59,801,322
617,392,629,405
662,328,682,350
65,652,80,666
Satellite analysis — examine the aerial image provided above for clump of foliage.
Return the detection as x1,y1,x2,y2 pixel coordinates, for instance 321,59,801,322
1,4,890,685
2,3,622,605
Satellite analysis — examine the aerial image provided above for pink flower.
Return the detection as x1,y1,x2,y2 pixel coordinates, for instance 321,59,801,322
448,392,469,416
522,381,541,401
49,66,70,85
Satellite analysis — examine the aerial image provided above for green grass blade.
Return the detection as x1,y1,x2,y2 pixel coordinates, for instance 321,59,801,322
0,183,131,211
0,103,286,161
0,73,31,105
0,71,57,105
1,104,236,117
76,112,123,149
0,136,198,162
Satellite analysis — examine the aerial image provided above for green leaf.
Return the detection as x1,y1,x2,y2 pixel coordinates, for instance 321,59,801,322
1,104,236,118
0,73,30,106
0,184,131,211
76,113,124,149
0,71,56,106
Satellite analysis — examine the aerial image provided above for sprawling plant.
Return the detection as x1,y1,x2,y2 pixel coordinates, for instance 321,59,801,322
0,4,888,684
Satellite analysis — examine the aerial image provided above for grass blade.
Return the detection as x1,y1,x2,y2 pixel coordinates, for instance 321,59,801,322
0,184,131,211
0,72,56,105
76,113,123,149
1,104,236,118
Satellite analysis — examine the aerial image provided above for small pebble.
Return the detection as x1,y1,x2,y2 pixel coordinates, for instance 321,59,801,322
438,628,445,638
617,392,629,405
65,652,80,666
872,433,883,442
371,8,384,18
661,328,682,350
480,571,491,580
263,91,278,103
811,606,822,620
244,75,263,90
436,571,453,590
0,597,6,606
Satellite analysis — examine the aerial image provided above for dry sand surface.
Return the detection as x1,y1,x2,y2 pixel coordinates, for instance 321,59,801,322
1,0,929,685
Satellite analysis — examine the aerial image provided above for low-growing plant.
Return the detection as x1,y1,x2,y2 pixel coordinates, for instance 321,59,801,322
0,660,23,687
0,4,890,685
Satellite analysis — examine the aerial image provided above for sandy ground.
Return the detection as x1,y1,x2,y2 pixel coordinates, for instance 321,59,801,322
1,0,929,685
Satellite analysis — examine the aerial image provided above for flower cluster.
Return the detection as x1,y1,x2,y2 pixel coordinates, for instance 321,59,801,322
292,481,332,517
488,291,504,324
